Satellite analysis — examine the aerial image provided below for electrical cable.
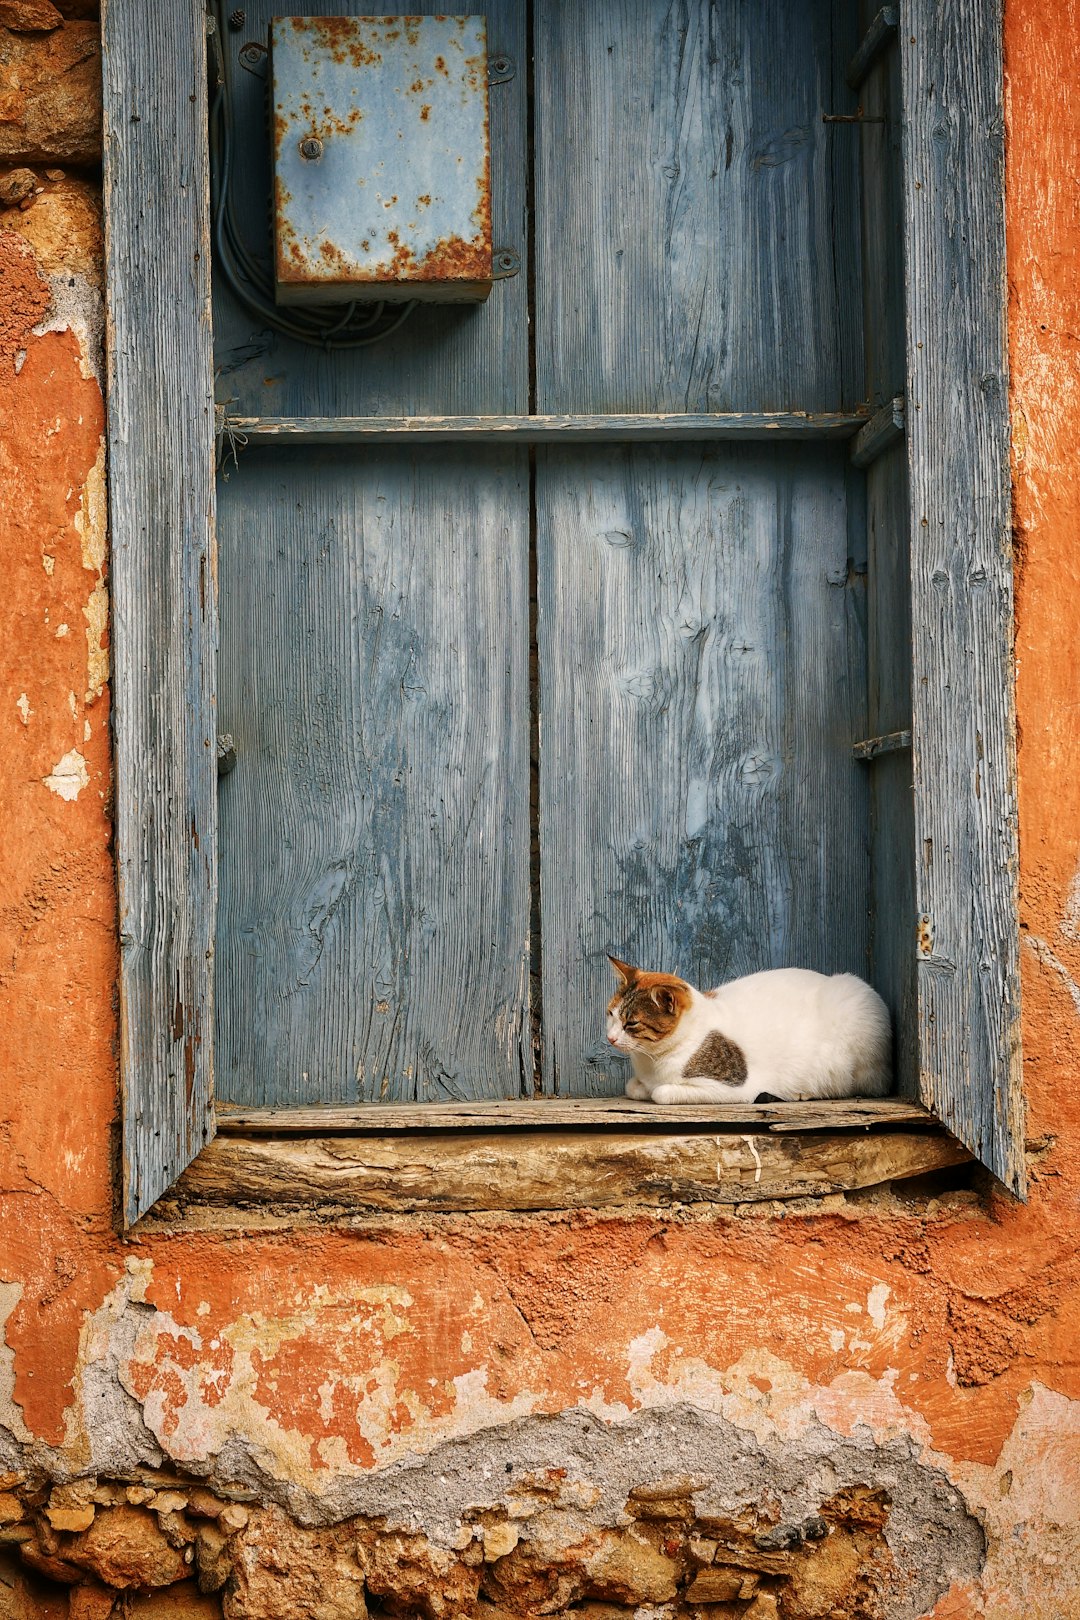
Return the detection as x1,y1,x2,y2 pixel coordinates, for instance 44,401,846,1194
208,3,416,350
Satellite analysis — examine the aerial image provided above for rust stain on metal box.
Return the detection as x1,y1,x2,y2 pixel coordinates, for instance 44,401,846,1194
270,15,492,304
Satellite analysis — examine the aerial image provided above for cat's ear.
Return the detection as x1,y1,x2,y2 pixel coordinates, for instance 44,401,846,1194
651,986,677,1016
607,954,637,987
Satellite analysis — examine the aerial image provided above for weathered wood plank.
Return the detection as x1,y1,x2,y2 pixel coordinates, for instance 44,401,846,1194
901,1,1024,1191
536,444,869,1096
215,1096,934,1135
212,0,528,418
846,7,899,91
103,0,218,1224
534,0,863,413
214,448,532,1106
850,397,905,468
172,1129,971,1214
222,412,872,448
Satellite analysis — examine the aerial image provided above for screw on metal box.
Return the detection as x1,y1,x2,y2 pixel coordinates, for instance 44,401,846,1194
492,249,521,279
299,137,324,161
489,54,515,84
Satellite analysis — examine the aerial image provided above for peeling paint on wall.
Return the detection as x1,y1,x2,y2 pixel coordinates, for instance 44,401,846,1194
42,748,88,800
73,439,107,703
2,2,1080,1616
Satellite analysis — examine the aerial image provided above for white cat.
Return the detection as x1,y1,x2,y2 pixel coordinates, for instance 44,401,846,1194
606,956,891,1104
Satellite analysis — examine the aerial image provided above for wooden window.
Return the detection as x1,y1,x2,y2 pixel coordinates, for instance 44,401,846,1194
105,0,1021,1224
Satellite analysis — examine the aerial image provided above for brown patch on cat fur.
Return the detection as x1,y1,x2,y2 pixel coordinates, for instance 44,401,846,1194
607,956,692,1043
683,1031,748,1086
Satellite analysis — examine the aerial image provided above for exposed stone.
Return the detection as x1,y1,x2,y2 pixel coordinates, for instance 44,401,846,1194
33,1517,63,1556
0,2,63,30
0,164,33,202
124,1582,223,1620
46,1505,96,1532
581,1528,679,1604
0,1494,23,1525
685,1568,758,1603
754,1515,828,1551
68,1583,116,1620
19,1543,84,1583
150,1492,189,1516
62,1505,189,1589
481,1522,520,1561
569,1607,636,1620
742,1594,780,1620
0,21,102,165
90,1487,127,1508
628,1495,695,1522
187,1490,227,1521
125,1488,155,1507
481,1515,602,1613
226,1508,366,1620
687,1536,718,1565
358,1528,479,1620
194,1524,233,1595
704,1546,794,1576
627,1476,706,1519
44,1484,98,1532
218,1506,249,1533
157,1510,198,1551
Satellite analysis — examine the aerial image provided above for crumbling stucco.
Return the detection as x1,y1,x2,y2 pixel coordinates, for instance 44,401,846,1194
0,1407,987,1620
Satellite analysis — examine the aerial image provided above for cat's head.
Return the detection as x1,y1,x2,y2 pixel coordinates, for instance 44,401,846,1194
605,955,693,1054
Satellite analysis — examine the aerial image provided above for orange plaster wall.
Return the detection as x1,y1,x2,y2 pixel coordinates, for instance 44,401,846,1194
2,2,1080,1613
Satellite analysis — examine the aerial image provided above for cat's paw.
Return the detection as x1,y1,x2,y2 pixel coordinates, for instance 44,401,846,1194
624,1077,650,1100
649,1083,711,1105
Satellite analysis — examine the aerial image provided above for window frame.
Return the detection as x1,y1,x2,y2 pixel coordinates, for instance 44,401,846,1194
103,0,1022,1226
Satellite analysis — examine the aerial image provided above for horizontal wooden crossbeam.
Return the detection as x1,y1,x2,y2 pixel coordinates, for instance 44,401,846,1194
218,410,873,450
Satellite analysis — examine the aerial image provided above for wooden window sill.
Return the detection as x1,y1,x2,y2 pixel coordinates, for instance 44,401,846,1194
153,1099,970,1221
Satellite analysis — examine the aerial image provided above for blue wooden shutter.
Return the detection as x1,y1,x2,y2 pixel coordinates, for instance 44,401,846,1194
900,0,1024,1193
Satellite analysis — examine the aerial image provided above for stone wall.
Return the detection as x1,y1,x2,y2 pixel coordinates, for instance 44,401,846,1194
3,4,1080,1619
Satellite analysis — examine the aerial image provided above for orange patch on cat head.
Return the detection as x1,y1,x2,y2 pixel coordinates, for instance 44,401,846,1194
606,956,692,1041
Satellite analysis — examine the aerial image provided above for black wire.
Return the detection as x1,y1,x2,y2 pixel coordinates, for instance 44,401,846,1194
209,2,416,351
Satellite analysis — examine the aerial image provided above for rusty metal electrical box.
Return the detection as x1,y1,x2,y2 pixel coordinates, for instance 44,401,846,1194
270,15,493,305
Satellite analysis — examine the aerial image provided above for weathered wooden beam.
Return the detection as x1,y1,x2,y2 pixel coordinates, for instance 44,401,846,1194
220,411,872,449
850,396,905,468
846,7,899,91
171,1129,971,1214
104,0,218,1225
214,1096,934,1135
